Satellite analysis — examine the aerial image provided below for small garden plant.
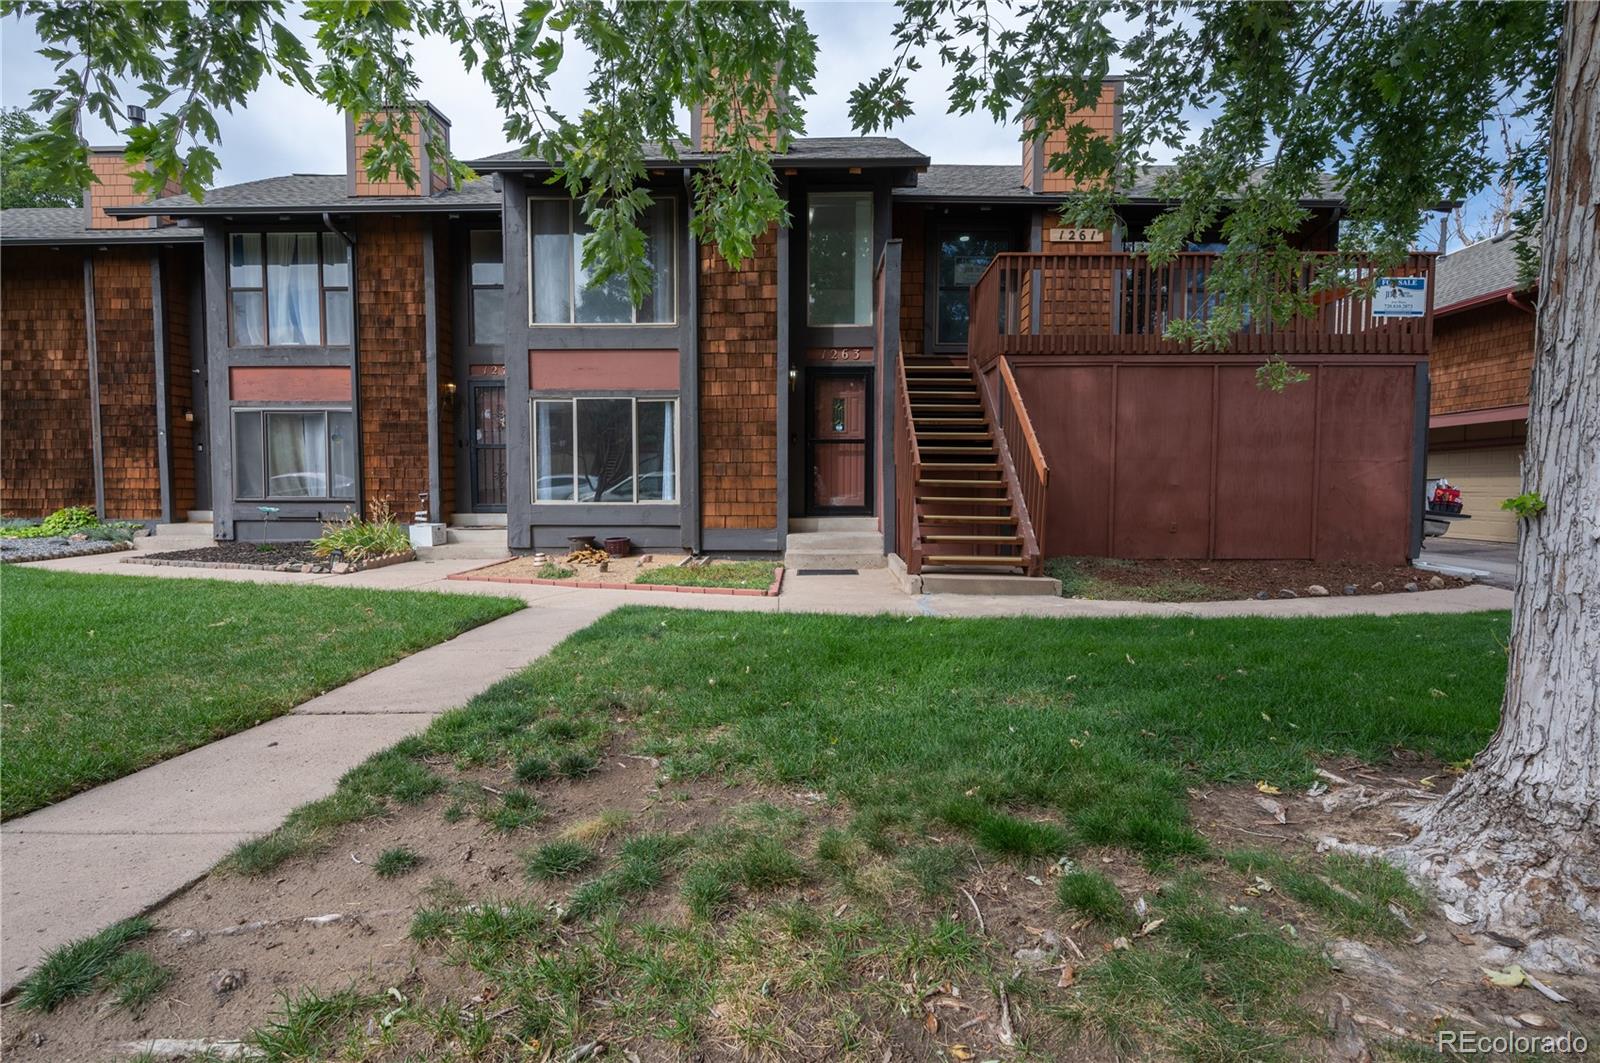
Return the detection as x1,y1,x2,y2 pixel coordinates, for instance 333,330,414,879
1,506,141,542
312,500,411,561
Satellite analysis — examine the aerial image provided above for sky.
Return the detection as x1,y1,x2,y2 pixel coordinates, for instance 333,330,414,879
1,2,1500,248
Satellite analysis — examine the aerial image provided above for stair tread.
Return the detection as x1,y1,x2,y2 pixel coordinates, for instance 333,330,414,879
921,462,1001,469
921,514,1019,523
920,534,1024,543
922,555,1029,566
916,496,1011,503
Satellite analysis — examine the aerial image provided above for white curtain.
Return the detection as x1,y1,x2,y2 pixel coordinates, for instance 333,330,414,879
267,233,322,345
266,412,328,497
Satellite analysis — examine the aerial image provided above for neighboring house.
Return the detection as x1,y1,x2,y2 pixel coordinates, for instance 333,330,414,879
1425,231,1535,544
1,81,1438,571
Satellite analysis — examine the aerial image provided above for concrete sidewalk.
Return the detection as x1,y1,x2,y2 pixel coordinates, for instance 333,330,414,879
0,600,613,993
2,550,1512,992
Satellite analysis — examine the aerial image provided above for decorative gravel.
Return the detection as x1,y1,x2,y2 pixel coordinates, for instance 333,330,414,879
0,537,134,564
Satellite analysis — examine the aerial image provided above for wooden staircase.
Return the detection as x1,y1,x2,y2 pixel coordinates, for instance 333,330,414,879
897,356,1041,574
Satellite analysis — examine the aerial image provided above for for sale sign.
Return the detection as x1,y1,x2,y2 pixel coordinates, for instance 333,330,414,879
1373,276,1428,318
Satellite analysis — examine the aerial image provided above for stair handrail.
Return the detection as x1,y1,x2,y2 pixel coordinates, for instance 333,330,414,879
894,349,924,573
969,357,1045,576
996,357,1049,572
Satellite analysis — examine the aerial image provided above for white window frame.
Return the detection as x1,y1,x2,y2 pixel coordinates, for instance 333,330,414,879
526,195,679,327
806,190,875,327
231,406,357,502
529,396,680,505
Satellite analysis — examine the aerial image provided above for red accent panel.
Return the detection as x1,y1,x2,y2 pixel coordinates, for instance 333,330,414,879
529,349,678,391
1112,365,1213,558
1014,364,1113,556
1314,365,1414,562
229,366,352,402
1212,366,1316,559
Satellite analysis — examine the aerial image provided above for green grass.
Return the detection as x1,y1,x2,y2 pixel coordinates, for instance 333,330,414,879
535,562,576,580
1057,868,1131,928
0,568,521,818
15,917,153,1012
373,845,423,878
102,951,172,1014
524,839,596,881
633,560,778,589
1225,849,1426,941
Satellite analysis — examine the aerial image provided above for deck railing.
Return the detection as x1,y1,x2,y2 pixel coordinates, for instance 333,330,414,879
968,251,1435,368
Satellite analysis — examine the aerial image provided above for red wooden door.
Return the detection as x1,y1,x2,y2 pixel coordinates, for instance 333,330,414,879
807,368,871,513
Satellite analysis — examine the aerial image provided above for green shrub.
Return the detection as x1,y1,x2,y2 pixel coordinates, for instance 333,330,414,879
535,563,576,580
374,846,423,878
312,501,411,560
41,506,98,536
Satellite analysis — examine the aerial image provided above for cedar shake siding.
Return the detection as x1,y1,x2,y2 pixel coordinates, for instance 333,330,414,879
699,228,779,530
356,215,432,520
894,205,926,358
1430,302,1534,416
92,249,162,519
433,221,457,520
1,251,93,514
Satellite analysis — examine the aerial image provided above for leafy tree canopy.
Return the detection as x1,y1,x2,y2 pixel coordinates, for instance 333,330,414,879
1,106,79,208
2,0,1559,366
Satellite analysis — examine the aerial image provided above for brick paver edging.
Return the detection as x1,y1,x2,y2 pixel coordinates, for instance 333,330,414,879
122,550,417,576
447,561,786,597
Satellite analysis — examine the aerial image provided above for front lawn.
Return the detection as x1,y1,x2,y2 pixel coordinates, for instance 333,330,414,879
632,559,778,589
83,605,1520,1062
0,568,522,818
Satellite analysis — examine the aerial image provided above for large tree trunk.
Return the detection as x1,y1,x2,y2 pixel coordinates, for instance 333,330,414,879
1402,1,1600,976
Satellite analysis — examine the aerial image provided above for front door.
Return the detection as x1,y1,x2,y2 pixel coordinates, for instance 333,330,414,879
806,368,872,514
936,228,1016,348
469,382,507,511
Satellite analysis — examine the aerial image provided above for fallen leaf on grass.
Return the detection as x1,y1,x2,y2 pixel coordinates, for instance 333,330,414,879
1482,964,1527,988
1255,781,1282,795
1057,965,1076,987
949,1045,973,1061
1111,936,1131,951
1135,918,1165,938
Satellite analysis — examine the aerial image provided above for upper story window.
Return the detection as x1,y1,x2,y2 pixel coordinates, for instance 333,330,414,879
469,229,505,345
807,191,873,327
529,197,675,325
228,233,350,347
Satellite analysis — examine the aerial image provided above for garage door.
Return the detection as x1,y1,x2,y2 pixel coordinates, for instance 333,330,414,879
1427,446,1523,543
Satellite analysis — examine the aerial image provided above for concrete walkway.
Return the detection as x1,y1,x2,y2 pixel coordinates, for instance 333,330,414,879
2,549,1513,992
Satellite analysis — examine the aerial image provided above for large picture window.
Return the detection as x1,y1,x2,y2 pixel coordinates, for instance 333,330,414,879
233,409,357,500
228,232,351,347
532,397,677,503
468,228,504,344
528,197,675,325
807,191,873,326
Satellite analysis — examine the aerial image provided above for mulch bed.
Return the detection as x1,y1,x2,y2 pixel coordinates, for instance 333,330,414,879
1053,556,1474,602
136,540,323,568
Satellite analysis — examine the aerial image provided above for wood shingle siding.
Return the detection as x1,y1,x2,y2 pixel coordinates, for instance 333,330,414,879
357,216,431,520
699,229,779,529
1,251,93,515
1430,302,1534,416
894,205,925,357
93,250,162,519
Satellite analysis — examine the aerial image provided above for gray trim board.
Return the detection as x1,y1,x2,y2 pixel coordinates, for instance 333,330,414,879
82,256,105,519
1409,363,1430,561
150,251,173,524
188,267,211,509
701,527,782,552
423,222,442,521
501,174,535,550
680,168,701,553
774,178,791,545
877,239,902,556
202,225,233,538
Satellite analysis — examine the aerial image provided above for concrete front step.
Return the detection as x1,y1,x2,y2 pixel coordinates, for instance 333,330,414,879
416,543,513,560
783,530,886,570
888,553,1060,596
788,516,877,533
446,526,508,545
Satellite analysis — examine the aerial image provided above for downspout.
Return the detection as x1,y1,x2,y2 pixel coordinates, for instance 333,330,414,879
323,213,363,517
1506,291,1537,315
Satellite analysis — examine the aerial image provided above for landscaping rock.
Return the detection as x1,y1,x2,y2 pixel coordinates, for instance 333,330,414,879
1344,584,1358,596
208,968,247,995
1254,590,1271,600
1370,581,1385,591
1325,938,1401,979
1428,575,1446,589
1306,584,1329,596
1404,581,1419,593
1277,588,1297,599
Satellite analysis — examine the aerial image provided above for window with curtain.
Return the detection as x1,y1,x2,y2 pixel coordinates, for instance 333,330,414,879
528,198,675,325
227,232,350,347
469,229,505,344
532,397,676,503
233,409,356,500
807,191,873,326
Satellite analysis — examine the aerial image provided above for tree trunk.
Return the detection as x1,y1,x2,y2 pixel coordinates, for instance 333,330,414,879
1403,0,1600,976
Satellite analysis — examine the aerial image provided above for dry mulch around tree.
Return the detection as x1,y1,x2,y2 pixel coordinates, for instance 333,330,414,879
1048,555,1474,602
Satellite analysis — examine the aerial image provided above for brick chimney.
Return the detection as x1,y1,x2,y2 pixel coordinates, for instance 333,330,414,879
1022,78,1122,193
84,107,182,229
345,102,452,197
